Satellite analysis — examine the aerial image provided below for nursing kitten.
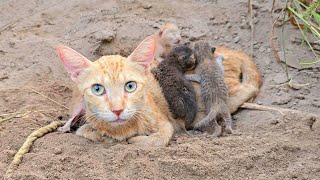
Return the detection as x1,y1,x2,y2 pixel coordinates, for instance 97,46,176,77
154,23,181,63
57,35,175,146
152,45,197,130
186,42,233,137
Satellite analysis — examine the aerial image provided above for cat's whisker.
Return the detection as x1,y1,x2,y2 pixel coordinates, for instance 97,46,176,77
136,106,152,112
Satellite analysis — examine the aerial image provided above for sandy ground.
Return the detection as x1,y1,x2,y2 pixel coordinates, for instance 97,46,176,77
1,0,320,179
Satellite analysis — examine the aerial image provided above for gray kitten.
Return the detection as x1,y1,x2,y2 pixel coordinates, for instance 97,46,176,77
186,42,233,137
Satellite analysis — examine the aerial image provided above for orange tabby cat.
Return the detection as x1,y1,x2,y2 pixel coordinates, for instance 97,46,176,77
58,23,181,134
57,35,175,146
189,46,263,126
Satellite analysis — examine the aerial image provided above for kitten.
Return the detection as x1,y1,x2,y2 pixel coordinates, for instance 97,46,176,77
186,42,233,137
57,35,175,146
154,23,181,63
152,45,197,130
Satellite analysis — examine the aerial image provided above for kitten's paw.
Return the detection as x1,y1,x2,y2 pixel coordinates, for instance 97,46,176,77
187,130,202,136
128,135,167,147
225,126,233,134
193,123,205,132
211,125,222,137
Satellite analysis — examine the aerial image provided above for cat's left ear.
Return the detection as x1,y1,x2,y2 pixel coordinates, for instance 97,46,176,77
128,35,156,70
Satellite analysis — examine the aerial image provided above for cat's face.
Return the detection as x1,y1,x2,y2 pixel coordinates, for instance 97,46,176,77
78,56,148,126
57,36,156,126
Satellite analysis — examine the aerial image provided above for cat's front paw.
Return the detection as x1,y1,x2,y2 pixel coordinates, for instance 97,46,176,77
128,135,167,147
76,124,104,142
58,125,71,133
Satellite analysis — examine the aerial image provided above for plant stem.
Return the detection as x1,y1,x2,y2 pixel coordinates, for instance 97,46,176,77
282,0,290,82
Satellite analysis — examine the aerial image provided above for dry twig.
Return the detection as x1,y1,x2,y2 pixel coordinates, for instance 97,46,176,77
241,102,320,118
28,88,69,110
248,0,254,57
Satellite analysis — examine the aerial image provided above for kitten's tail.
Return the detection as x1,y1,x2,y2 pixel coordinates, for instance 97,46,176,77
194,106,220,130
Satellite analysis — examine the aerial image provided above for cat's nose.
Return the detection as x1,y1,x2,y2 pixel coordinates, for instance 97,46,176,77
112,109,123,116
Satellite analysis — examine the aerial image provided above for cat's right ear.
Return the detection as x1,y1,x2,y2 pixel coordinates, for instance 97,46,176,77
56,46,92,82
128,35,156,70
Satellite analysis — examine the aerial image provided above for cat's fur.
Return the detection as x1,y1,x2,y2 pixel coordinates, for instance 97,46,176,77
152,45,197,130
57,35,175,146
186,42,232,136
215,46,263,113
154,23,181,63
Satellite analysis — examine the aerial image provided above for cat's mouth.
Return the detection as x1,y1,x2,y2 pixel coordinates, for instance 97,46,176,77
115,118,124,123
109,117,127,125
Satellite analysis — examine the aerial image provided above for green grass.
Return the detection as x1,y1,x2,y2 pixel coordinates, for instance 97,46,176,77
287,0,320,65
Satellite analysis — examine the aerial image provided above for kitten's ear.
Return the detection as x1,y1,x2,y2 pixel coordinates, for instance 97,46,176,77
158,24,166,37
128,35,156,70
56,45,92,82
158,30,163,37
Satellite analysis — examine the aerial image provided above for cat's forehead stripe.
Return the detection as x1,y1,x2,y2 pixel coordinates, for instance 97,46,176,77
92,55,145,85
98,56,127,84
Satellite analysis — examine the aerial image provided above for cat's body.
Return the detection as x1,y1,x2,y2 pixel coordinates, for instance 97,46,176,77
57,36,174,146
152,45,197,130
186,42,232,136
154,23,181,63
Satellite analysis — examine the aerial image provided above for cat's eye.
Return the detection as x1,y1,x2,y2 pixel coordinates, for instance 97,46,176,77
125,81,137,93
91,84,105,96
